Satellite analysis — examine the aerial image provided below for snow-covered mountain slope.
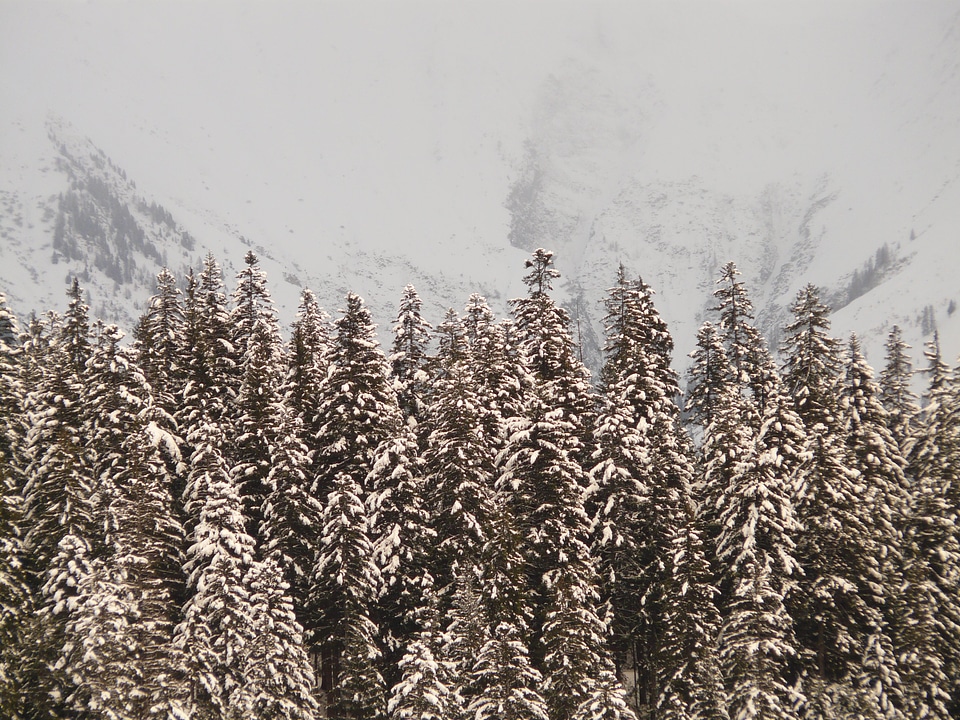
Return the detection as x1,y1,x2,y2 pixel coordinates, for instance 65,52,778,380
1,1,958,375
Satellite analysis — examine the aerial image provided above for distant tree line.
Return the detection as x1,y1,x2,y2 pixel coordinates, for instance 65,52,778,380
0,249,958,720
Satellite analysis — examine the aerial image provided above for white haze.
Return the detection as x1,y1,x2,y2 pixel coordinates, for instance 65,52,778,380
1,0,958,370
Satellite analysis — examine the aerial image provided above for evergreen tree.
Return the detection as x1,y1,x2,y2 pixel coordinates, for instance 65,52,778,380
686,321,735,431
897,472,954,720
842,335,911,716
510,249,594,462
175,419,257,719
285,288,331,428
590,265,707,715
178,257,236,542
712,262,774,412
133,267,186,420
66,424,189,719
312,466,386,720
465,298,531,460
389,284,433,429
367,423,434,686
0,295,27,717
230,250,286,541
878,325,918,451
312,293,399,502
229,556,321,720
133,268,188,516
780,284,843,434
655,511,729,720
21,285,95,718
261,396,324,648
905,334,960,713
716,378,804,720
499,383,633,720
422,314,496,597
469,498,548,720
388,596,454,720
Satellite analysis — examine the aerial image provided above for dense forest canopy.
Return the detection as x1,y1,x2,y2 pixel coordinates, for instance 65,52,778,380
0,249,958,720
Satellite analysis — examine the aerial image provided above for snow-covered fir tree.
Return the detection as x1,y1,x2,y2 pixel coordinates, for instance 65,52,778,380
0,295,28,717
904,334,960,714
367,422,434,685
840,335,911,717
712,262,775,414
229,250,286,541
878,325,918,452
174,419,258,719
422,310,496,600
686,320,735,431
389,284,433,431
716,375,804,720
500,381,634,720
21,284,97,718
312,465,386,720
510,249,595,462
229,555,321,720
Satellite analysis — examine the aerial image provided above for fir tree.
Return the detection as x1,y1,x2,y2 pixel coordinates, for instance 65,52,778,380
285,288,331,428
21,286,96,718
312,293,400,502
175,419,258,719
469,499,548,720
878,325,918,452
510,249,594,461
312,467,386,720
712,262,774,412
422,314,496,597
842,336,911,713
716,378,804,720
133,267,186,420
905,334,960,713
229,556,321,720
230,251,286,541
465,301,531,461
590,265,705,714
261,396,324,647
0,295,27,717
389,284,433,429
780,284,843,434
686,320,735,431
367,423,434,686
310,293,398,715
500,383,633,720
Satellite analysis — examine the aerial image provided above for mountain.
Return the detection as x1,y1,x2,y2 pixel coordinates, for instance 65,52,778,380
1,0,959,376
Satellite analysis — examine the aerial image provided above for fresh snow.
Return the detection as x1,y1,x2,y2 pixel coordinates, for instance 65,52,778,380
1,1,958,372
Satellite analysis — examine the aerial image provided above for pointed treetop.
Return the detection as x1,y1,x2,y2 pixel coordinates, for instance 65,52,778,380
523,248,561,296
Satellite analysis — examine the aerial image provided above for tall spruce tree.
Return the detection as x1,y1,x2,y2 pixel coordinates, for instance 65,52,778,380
839,335,910,718
712,262,775,413
686,320,735,431
422,311,496,598
589,265,708,714
0,295,27,717
510,249,594,462
174,418,258,719
229,555,321,720
499,382,634,720
22,284,96,718
367,422,433,685
716,376,804,720
905,335,960,713
389,284,433,430
311,293,396,718
229,251,286,541
879,325,918,452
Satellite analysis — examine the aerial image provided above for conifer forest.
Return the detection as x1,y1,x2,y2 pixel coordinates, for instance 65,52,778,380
2,248,959,720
